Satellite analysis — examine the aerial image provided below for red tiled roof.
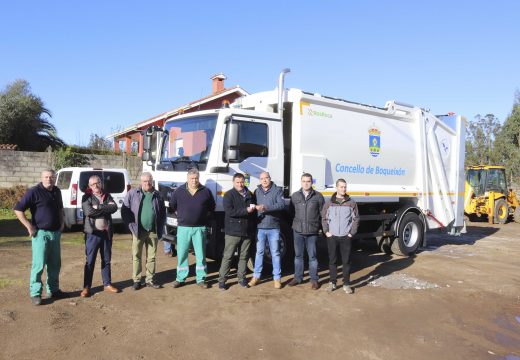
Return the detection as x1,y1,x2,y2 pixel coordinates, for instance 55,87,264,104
136,86,245,126
0,144,18,150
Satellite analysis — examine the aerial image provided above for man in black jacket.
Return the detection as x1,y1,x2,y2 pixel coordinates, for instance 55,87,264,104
80,175,119,297
288,173,325,290
217,173,256,290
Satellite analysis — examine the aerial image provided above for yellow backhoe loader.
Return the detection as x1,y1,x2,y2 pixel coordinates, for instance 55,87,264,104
464,165,520,224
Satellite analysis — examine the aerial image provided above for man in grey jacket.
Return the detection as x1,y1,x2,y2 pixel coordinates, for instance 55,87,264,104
122,172,166,290
249,171,285,289
288,173,325,290
321,178,359,294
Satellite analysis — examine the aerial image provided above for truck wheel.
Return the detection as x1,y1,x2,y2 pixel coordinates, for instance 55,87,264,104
391,213,424,256
493,199,509,224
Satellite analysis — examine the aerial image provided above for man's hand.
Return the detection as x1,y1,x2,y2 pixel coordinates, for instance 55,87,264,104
256,204,266,212
26,224,37,237
246,206,254,214
325,231,332,238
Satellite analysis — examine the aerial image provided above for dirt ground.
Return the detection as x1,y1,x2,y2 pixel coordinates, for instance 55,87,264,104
0,220,519,360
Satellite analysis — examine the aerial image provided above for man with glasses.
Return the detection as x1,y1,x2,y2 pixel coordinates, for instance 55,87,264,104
80,175,119,297
122,172,166,290
14,169,66,306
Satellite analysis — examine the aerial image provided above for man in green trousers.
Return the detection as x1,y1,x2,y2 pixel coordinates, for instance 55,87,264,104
169,168,215,288
14,169,67,306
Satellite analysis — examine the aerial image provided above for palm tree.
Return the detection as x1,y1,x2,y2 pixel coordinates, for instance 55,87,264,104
0,79,65,150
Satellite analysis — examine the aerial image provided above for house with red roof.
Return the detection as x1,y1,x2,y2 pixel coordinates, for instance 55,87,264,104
108,74,248,156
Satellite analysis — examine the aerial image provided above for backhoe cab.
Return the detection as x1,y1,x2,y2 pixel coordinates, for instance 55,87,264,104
464,166,520,224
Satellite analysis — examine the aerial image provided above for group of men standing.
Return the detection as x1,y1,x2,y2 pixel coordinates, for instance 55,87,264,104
217,171,360,294
15,168,359,306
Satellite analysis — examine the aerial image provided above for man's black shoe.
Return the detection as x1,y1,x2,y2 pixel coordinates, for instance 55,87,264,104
146,281,162,289
31,296,42,306
287,278,300,287
132,282,142,291
49,290,68,299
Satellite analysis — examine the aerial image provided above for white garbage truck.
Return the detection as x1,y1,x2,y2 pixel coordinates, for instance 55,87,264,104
142,69,466,261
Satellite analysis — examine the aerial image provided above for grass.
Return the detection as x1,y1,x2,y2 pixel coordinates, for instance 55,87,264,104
0,208,132,249
0,278,23,289
0,208,17,220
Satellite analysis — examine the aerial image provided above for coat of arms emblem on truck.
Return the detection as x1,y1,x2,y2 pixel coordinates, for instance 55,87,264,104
369,125,381,157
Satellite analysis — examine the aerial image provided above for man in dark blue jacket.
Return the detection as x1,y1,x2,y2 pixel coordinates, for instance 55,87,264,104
170,168,216,289
249,171,285,289
217,173,256,290
14,169,66,305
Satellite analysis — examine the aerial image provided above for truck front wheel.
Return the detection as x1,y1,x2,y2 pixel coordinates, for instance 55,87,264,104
391,213,424,256
493,199,509,224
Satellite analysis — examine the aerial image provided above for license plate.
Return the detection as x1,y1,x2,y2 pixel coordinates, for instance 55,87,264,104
166,217,178,227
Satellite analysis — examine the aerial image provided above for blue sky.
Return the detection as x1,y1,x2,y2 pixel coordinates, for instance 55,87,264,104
1,1,519,145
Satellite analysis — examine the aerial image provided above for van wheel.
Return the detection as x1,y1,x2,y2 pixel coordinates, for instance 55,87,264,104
494,199,509,224
391,213,424,256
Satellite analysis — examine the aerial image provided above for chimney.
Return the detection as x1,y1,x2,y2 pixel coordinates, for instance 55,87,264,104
211,73,227,94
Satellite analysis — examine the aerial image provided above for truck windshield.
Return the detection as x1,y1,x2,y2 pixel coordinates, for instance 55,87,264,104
158,114,218,171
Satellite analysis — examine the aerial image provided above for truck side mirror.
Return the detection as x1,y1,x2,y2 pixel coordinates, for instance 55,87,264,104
227,123,239,147
224,122,239,162
226,149,238,162
142,125,162,163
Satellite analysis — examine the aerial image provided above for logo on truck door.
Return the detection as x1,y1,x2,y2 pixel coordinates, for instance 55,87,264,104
369,126,381,157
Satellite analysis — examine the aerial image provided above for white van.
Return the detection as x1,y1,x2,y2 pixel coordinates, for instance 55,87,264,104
55,167,131,230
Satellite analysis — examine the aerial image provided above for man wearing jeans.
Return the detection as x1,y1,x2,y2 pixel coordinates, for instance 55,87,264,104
321,178,359,294
249,171,285,289
170,168,215,289
122,172,166,290
288,173,325,290
14,169,66,305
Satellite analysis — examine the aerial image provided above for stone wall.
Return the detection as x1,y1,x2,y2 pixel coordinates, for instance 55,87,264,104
0,150,143,188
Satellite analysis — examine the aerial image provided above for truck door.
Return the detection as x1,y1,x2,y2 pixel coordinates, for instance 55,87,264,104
219,116,283,198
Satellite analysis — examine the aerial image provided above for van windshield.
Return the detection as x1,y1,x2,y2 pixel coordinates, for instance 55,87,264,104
157,114,218,171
